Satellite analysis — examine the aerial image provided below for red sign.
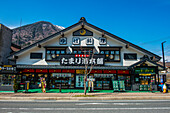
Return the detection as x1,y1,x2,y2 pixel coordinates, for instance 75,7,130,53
22,69,35,73
91,70,103,73
103,70,116,74
75,54,89,57
49,69,61,73
62,69,75,73
117,70,129,74
36,69,48,73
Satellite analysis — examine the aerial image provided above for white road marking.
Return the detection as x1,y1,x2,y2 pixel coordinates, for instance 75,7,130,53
1,107,170,110
76,103,143,105
76,103,108,105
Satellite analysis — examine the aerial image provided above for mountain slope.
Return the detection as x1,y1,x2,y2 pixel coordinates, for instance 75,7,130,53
12,21,64,48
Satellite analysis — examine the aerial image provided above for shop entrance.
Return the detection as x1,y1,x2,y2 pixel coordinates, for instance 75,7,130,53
94,74,113,90
21,74,48,89
50,73,74,89
118,75,131,90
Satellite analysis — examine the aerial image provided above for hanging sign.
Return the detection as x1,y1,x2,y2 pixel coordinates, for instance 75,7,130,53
0,65,16,73
94,74,114,78
135,67,155,74
76,70,85,74
73,28,93,36
52,73,71,77
60,55,104,66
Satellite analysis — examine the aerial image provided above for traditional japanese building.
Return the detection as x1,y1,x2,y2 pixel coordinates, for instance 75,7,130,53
4,17,164,91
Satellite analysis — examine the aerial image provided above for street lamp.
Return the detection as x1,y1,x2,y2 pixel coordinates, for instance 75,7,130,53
162,41,166,70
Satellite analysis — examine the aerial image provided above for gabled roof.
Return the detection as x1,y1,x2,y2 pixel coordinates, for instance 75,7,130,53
8,20,83,58
8,17,161,60
129,58,164,70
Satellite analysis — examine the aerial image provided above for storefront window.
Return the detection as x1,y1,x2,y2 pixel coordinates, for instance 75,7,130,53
78,51,82,54
46,49,66,61
61,50,65,54
50,73,74,89
139,76,151,85
56,51,60,54
51,51,55,54
47,50,50,54
105,51,109,54
76,75,84,88
99,50,120,62
100,51,104,54
94,74,114,90
115,51,120,60
73,50,77,54
111,51,114,54
0,74,15,86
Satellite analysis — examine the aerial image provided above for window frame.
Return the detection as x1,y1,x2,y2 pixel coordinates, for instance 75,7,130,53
124,53,137,60
59,37,67,45
99,37,107,45
45,48,66,61
99,50,121,62
86,37,93,45
72,37,80,45
30,53,43,59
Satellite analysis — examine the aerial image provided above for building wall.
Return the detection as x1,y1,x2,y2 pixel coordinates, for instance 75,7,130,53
16,25,152,66
0,24,12,64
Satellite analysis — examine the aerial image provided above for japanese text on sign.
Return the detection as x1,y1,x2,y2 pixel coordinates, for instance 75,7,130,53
60,55,104,66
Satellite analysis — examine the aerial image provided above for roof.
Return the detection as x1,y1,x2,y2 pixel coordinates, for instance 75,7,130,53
8,17,161,60
158,62,170,68
11,43,21,49
129,58,164,70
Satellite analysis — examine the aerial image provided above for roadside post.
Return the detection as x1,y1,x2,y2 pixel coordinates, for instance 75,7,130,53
25,81,30,93
87,76,95,92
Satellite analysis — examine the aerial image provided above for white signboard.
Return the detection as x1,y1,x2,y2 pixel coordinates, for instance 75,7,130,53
52,73,71,77
60,55,104,66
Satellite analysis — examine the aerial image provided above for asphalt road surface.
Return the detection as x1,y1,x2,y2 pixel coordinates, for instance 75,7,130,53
0,100,170,113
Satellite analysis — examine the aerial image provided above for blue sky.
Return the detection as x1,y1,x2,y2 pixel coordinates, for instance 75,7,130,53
1,0,170,61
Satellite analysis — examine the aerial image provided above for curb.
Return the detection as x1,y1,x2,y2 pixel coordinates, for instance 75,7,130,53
1,96,170,100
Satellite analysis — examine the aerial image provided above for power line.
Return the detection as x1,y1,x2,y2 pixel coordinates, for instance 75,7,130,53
138,36,170,45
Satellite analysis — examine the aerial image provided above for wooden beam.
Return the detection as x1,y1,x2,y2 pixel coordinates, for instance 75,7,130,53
102,32,105,37
126,43,129,48
60,32,64,37
13,55,18,59
37,43,41,48
81,23,84,28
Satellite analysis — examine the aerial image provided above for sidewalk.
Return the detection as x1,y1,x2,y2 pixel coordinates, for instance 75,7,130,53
0,92,170,100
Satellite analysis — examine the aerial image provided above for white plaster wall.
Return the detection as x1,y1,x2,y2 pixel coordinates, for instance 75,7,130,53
16,25,153,66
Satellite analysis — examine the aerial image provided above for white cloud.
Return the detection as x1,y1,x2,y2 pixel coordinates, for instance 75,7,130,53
165,56,170,62
8,26,19,29
160,55,170,62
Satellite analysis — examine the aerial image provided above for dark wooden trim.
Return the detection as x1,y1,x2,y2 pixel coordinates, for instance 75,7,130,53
44,46,68,48
98,46,122,49
36,43,41,48
71,46,95,48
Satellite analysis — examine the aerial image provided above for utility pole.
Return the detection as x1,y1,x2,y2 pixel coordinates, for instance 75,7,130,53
162,41,166,70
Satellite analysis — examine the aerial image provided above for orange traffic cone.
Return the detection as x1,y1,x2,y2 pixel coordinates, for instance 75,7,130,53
163,83,167,93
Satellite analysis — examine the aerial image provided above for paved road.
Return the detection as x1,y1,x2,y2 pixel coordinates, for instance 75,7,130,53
0,100,170,113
